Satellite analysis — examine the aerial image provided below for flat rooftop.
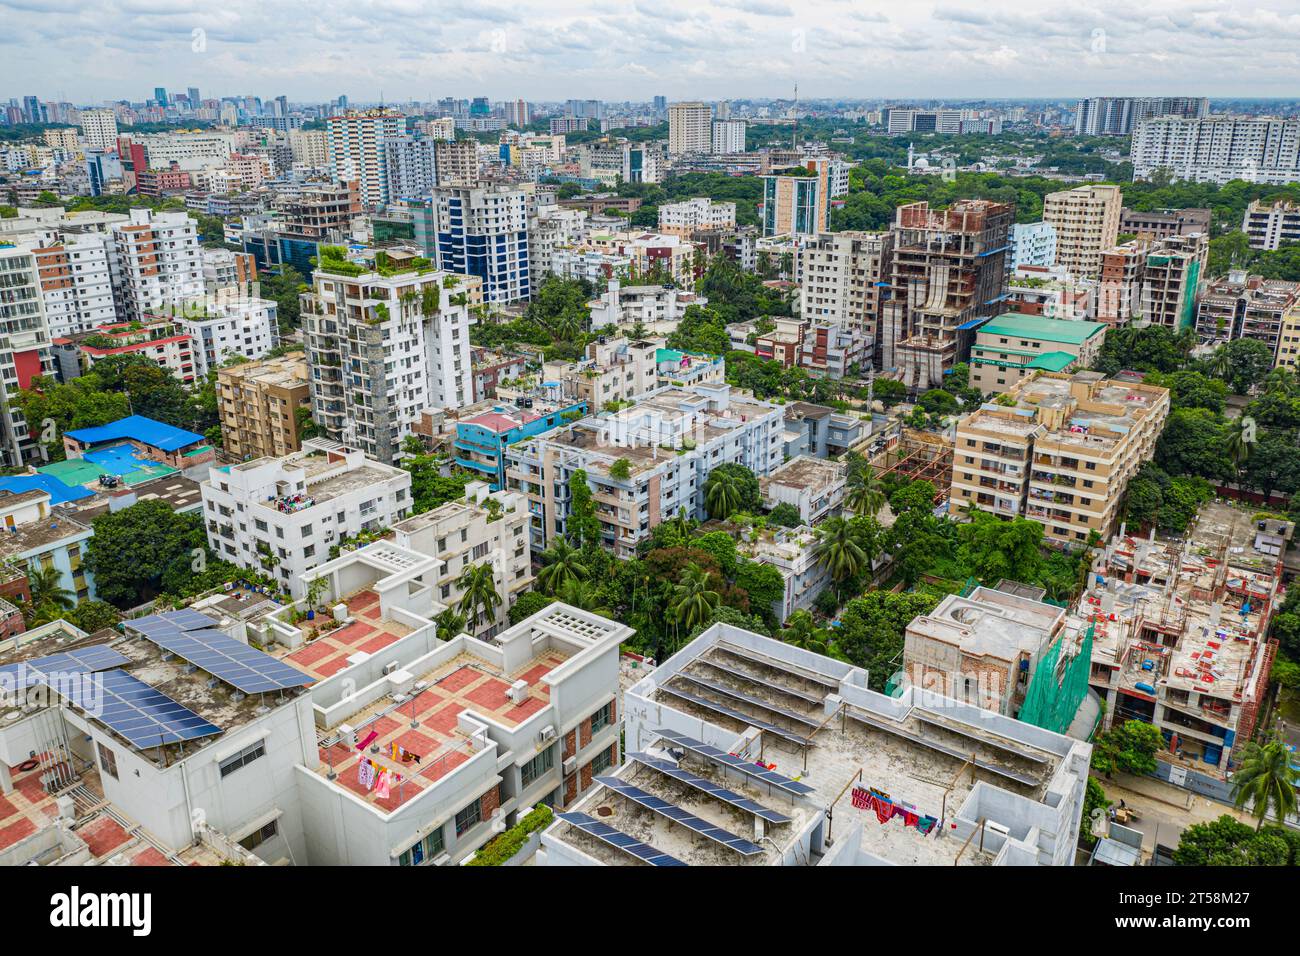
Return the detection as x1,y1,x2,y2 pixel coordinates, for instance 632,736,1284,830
763,456,843,493
278,588,412,681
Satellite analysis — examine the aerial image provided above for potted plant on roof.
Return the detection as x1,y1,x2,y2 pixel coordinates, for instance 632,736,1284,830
304,576,327,621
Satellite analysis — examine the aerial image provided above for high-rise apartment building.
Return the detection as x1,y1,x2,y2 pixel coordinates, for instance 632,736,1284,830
668,102,712,156
1074,96,1208,136
1195,274,1300,357
383,134,437,200
1132,115,1300,185
426,184,530,304
1008,222,1058,272
325,108,406,206
882,199,1013,390
432,138,478,186
107,209,204,321
950,372,1170,549
176,297,280,376
79,109,119,152
797,231,894,359
710,119,746,155
287,127,328,168
0,246,55,467
1242,199,1300,250
302,255,475,463
24,231,117,338
217,351,312,461
1041,185,1122,280
1096,233,1207,329
761,164,830,237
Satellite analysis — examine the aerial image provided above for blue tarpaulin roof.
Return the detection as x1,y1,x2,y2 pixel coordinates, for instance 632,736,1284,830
0,474,94,505
65,415,204,452
956,318,988,331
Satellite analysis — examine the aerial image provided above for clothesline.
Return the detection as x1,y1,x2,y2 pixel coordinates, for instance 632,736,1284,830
851,785,939,836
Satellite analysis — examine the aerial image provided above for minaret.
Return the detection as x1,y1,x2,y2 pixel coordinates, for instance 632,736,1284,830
908,142,915,170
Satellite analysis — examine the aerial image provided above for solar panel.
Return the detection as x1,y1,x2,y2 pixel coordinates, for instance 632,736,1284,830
0,645,132,690
673,672,822,728
914,711,1050,765
132,609,219,633
60,669,222,749
629,752,791,824
557,812,687,866
595,776,763,856
716,643,841,689
699,657,826,705
845,709,1040,788
659,683,812,748
654,729,816,797
135,619,314,694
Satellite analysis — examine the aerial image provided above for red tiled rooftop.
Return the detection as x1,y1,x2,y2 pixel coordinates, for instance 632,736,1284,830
281,589,412,680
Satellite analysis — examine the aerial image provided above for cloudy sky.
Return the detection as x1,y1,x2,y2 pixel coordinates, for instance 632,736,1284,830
4,0,1299,105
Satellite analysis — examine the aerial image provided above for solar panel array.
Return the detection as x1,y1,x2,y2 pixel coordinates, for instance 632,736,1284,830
845,709,1040,788
699,656,825,705
717,642,841,690
131,613,313,694
659,683,812,748
629,752,791,824
557,812,687,866
0,645,132,690
596,775,763,856
61,669,222,748
674,672,821,728
654,729,817,797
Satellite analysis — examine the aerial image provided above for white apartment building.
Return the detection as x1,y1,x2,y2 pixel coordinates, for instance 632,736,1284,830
78,109,118,151
303,258,474,464
1042,185,1122,280
133,130,238,171
551,248,633,285
107,208,204,321
384,135,438,200
1132,115,1300,185
201,438,413,599
505,383,785,556
657,197,736,236
528,204,589,279
797,231,894,339
287,128,328,168
326,109,407,207
760,455,846,525
1242,198,1300,251
542,336,661,411
587,281,706,334
388,481,534,641
1009,222,1058,271
668,102,713,156
711,119,746,155
177,296,280,376
23,230,116,338
736,525,832,623
0,246,55,466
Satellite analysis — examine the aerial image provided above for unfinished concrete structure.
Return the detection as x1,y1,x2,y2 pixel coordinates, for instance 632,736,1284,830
1080,502,1285,774
541,623,1091,867
882,199,1014,392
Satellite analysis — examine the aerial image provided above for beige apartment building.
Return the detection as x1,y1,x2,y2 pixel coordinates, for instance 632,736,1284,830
797,231,894,347
950,371,1170,549
668,102,713,156
543,336,660,411
1276,303,1300,371
1042,185,1122,280
218,352,312,460
968,313,1107,394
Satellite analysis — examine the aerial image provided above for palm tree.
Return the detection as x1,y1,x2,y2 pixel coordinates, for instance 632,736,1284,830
536,538,589,595
456,563,502,634
1230,739,1299,831
843,460,886,517
813,516,867,597
704,469,743,520
557,579,612,617
434,608,466,641
779,610,831,655
669,564,720,639
1227,416,1254,472
26,564,72,623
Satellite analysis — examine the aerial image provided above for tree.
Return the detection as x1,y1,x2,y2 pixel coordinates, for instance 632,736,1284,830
956,511,1044,585
402,454,470,512
1090,719,1164,777
1230,739,1299,831
836,590,942,690
434,608,466,641
508,591,555,625
767,501,803,527
1218,338,1275,395
779,609,833,655
25,564,74,623
565,470,602,549
703,463,760,520
872,378,908,408
1079,777,1111,849
813,516,869,598
668,563,721,640
84,500,209,608
889,480,937,516
843,455,886,517
536,537,590,595
63,599,120,633
456,563,502,632
733,559,784,625
608,458,631,481
1172,815,1290,866
556,578,612,616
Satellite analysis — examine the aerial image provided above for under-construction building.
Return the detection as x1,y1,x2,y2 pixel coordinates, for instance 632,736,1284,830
882,199,1013,392
870,426,953,504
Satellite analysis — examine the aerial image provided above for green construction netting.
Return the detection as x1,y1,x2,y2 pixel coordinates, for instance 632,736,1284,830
1019,622,1094,735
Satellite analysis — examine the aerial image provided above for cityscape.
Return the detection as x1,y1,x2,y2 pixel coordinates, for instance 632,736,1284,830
0,0,1294,913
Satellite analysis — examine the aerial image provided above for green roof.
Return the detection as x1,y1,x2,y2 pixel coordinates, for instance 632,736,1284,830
978,313,1106,346
1025,351,1079,372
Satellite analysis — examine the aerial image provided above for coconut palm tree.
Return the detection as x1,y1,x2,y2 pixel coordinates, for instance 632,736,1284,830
456,563,502,634
1230,738,1299,831
25,564,73,624
813,516,868,597
557,579,612,617
1227,416,1255,473
779,610,831,655
843,460,886,517
704,469,743,520
434,608,466,641
536,538,589,595
669,563,720,638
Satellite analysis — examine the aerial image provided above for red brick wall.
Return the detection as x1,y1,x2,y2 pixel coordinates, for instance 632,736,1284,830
480,783,501,820
579,717,593,749
563,729,576,760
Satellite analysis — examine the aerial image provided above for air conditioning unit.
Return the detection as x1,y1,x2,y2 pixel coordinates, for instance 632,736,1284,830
562,756,576,775
507,679,529,705
382,661,400,676
431,853,451,866
539,724,557,743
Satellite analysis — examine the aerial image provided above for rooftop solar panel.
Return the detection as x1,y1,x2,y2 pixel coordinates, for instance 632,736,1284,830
0,645,132,690
658,683,813,748
628,752,791,824
914,711,1051,765
60,669,222,749
557,812,688,866
717,642,841,689
845,709,1040,788
134,617,313,694
673,672,822,728
699,656,826,705
654,729,816,797
595,776,764,856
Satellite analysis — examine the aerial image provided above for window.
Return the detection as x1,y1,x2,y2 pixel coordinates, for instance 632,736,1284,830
591,746,614,775
219,740,266,778
590,701,612,734
98,742,118,780
239,820,278,851
398,827,445,866
521,747,554,787
455,797,482,835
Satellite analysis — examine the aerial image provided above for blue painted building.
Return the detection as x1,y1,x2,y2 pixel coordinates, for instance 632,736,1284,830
454,400,586,490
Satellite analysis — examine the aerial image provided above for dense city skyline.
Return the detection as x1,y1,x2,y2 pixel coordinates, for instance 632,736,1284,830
4,0,1300,102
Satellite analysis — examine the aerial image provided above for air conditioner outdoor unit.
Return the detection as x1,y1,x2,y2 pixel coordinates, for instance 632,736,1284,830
507,679,529,705
432,853,451,866
383,661,400,676
562,756,576,775
539,724,557,742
